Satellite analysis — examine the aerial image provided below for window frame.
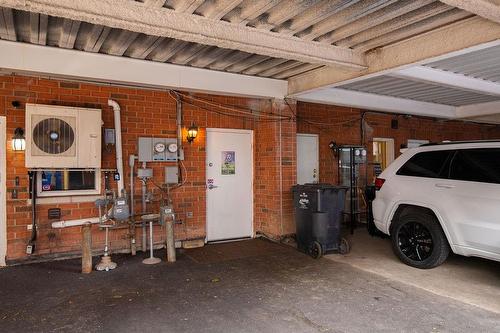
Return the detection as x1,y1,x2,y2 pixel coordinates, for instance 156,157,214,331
36,169,101,197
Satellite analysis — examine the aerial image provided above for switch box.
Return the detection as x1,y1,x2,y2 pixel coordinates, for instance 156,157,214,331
137,168,153,179
138,137,178,162
165,166,179,184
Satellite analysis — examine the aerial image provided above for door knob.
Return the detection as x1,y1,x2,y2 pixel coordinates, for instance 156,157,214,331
208,184,219,190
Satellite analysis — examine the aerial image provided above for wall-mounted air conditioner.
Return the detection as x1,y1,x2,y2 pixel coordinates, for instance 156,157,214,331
25,104,102,168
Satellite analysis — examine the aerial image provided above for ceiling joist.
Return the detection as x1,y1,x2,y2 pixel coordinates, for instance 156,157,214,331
0,0,367,69
439,0,500,24
391,66,500,96
288,17,500,95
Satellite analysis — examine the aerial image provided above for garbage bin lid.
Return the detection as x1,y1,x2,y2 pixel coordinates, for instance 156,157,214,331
292,183,348,191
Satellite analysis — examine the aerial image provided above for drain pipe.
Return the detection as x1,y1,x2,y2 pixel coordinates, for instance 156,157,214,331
108,99,125,196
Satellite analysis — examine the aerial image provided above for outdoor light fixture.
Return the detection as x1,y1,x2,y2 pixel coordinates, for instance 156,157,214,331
186,124,198,144
12,127,26,151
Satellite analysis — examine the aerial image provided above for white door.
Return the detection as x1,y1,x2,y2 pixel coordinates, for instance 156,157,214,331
297,133,319,184
206,128,253,242
0,117,6,266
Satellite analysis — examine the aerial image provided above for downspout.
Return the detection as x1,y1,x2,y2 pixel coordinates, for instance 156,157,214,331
108,99,125,196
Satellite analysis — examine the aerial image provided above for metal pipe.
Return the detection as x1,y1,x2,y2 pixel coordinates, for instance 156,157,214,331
129,155,136,219
52,217,102,228
141,162,148,252
108,99,125,195
129,155,137,255
149,221,154,258
176,97,183,159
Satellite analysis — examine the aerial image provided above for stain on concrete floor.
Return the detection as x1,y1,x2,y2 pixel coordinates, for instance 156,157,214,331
0,239,499,333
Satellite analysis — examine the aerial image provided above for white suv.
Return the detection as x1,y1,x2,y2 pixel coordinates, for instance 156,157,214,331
373,141,500,269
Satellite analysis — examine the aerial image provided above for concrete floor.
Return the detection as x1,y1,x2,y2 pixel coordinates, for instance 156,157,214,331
1,239,499,333
326,230,500,314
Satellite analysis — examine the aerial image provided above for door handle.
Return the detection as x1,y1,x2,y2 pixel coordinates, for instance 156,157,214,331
435,183,455,189
207,184,219,190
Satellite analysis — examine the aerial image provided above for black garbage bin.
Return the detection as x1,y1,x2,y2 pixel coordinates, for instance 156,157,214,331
292,184,349,258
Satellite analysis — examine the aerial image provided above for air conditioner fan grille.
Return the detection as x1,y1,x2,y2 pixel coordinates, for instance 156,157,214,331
33,117,75,154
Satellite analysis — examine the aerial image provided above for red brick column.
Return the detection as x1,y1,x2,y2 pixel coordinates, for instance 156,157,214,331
254,99,297,239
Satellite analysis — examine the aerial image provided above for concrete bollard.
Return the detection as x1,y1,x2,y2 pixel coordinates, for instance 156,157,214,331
81,222,92,274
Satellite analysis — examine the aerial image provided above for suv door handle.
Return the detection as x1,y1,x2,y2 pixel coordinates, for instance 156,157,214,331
435,183,455,189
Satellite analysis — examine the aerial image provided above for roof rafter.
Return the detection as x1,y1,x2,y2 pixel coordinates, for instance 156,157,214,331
288,17,500,95
390,66,500,96
0,0,366,69
439,0,500,24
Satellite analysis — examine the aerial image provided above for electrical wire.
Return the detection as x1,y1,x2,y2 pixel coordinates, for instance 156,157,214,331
174,90,290,120
169,90,293,122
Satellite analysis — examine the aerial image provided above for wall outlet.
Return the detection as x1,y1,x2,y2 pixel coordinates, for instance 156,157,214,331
186,212,193,218
26,224,33,230
26,245,33,255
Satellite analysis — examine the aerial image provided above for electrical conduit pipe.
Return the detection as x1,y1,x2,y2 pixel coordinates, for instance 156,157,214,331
51,100,125,229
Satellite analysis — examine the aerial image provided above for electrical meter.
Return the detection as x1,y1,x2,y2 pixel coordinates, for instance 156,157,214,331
154,142,166,153
138,137,178,162
167,143,178,153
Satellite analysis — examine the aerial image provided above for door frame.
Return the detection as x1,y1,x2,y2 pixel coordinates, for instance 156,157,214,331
296,133,319,184
0,117,6,266
205,128,254,242
372,137,395,168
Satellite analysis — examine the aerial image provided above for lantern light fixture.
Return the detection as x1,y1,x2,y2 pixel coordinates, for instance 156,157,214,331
12,127,26,151
186,124,198,144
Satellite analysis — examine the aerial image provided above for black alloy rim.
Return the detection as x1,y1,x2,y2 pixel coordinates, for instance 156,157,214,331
397,222,433,261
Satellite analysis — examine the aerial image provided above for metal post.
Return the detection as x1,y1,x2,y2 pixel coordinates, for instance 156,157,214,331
81,223,92,274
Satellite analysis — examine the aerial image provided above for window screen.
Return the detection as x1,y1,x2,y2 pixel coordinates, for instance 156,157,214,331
397,150,452,179
449,148,500,184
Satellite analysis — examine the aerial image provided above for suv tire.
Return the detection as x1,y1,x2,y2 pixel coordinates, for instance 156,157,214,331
391,211,450,269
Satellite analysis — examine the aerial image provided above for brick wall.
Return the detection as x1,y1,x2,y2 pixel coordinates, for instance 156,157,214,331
0,75,296,263
3,74,499,264
297,102,500,184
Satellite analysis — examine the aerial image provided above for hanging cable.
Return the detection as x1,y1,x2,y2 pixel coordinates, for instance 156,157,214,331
169,90,293,122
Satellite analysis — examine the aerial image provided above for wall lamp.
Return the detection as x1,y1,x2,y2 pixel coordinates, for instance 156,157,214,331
186,124,198,144
12,127,26,151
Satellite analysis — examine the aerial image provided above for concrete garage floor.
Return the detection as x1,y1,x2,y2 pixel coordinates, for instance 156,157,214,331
326,230,500,314
1,239,499,333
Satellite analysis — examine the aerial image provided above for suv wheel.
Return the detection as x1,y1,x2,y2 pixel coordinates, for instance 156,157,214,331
391,211,449,269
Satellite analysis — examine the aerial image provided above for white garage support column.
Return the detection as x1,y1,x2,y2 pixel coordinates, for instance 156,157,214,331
0,40,288,99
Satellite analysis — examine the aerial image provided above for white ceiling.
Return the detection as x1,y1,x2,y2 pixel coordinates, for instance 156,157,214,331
295,43,500,124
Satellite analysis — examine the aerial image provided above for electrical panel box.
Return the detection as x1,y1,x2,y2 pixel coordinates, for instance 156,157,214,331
165,166,179,184
137,168,153,179
138,137,178,162
104,128,116,145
